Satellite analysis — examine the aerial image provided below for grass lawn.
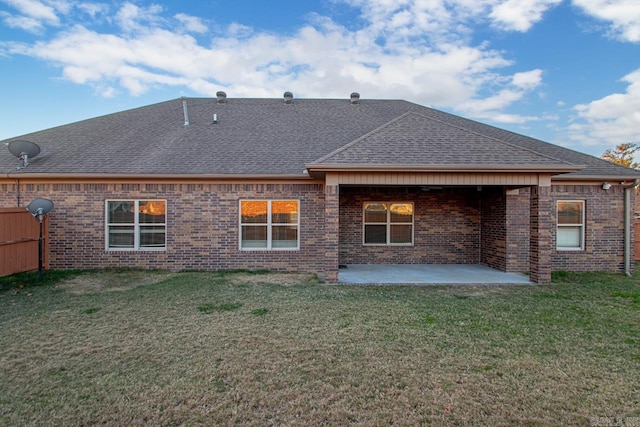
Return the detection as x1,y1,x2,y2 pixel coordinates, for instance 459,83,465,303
1,269,639,426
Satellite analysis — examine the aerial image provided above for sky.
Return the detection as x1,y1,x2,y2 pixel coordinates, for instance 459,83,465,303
0,0,639,158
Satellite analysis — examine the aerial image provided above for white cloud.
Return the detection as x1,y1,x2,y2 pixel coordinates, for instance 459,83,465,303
573,0,640,42
99,85,116,98
335,0,473,46
490,0,562,32
115,2,164,33
76,2,109,18
2,4,506,104
0,0,552,125
1,0,61,25
0,0,70,31
336,0,562,39
174,13,207,34
457,69,543,122
0,0,108,31
46,0,70,15
512,69,543,89
0,11,44,32
567,69,640,146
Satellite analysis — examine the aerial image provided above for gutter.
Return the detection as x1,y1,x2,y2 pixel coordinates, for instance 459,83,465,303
623,179,640,276
552,174,640,181
305,163,583,174
0,172,317,182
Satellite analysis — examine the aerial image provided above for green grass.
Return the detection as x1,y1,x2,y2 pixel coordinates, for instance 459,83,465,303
83,307,102,315
1,268,639,426
198,302,243,314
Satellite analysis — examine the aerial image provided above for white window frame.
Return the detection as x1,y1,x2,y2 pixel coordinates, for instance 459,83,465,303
239,200,300,251
362,202,414,246
105,200,167,251
556,200,585,251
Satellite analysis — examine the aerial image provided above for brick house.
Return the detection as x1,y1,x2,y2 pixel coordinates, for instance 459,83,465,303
1,92,639,283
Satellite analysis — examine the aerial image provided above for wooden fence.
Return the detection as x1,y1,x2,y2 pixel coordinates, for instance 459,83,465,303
636,222,640,262
0,208,49,277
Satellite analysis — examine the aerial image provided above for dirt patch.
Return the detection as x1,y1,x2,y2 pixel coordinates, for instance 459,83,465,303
227,272,317,286
55,270,177,295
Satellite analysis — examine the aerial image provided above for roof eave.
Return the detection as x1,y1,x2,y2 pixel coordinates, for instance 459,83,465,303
1,172,314,180
305,163,584,174
552,174,640,181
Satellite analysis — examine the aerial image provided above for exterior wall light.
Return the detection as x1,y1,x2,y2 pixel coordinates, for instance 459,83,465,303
602,182,612,190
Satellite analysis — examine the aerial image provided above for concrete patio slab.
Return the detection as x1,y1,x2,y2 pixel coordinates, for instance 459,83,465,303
338,264,531,285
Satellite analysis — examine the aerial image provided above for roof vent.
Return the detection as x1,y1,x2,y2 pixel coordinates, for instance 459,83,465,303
350,92,360,104
216,91,227,103
283,91,294,104
182,97,189,126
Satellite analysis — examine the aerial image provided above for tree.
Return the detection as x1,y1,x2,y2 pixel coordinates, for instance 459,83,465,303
601,143,640,169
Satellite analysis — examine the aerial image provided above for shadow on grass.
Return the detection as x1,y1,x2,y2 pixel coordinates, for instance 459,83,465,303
0,269,85,292
0,267,173,294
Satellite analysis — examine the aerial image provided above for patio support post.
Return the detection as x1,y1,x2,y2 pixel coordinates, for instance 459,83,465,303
324,182,340,282
529,184,552,283
504,188,530,272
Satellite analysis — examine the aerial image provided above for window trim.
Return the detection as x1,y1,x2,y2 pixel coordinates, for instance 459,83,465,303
105,200,167,251
362,202,414,246
556,200,585,251
239,199,300,251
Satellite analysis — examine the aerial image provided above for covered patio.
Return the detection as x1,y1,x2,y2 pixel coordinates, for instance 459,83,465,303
338,264,531,285
313,161,568,283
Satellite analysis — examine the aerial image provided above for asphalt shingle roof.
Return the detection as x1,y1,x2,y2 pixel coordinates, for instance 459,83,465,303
1,97,638,179
311,112,574,167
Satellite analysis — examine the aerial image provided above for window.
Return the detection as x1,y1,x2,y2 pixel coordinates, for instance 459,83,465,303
106,200,166,250
363,202,413,245
557,201,584,250
240,200,299,250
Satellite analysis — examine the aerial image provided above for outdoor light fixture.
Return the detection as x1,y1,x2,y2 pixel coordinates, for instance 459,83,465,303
25,198,54,278
602,182,612,190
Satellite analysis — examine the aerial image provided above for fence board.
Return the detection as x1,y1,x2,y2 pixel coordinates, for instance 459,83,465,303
0,208,49,277
636,222,640,262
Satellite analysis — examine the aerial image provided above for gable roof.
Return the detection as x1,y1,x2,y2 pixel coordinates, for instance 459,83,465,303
309,111,577,172
1,96,638,180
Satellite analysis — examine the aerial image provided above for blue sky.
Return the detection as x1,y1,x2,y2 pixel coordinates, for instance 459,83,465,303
1,0,639,158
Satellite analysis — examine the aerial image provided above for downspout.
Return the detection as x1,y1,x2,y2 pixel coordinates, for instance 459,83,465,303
15,177,21,207
4,170,21,206
623,179,640,276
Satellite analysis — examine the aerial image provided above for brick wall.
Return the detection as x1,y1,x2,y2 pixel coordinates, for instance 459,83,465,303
551,184,628,272
480,187,506,270
0,182,327,276
454,186,529,273
339,187,481,265
530,185,553,283
1,181,630,277
506,188,531,272
478,184,628,275
338,184,629,274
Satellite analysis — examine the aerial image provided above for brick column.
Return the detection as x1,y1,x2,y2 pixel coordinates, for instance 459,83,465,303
530,185,552,283
324,183,340,282
505,188,530,272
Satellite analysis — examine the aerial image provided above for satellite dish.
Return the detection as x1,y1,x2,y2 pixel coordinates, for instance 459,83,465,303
7,140,41,169
26,198,54,220
25,198,54,278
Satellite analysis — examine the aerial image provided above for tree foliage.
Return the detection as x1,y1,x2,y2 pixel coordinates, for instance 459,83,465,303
601,143,640,169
